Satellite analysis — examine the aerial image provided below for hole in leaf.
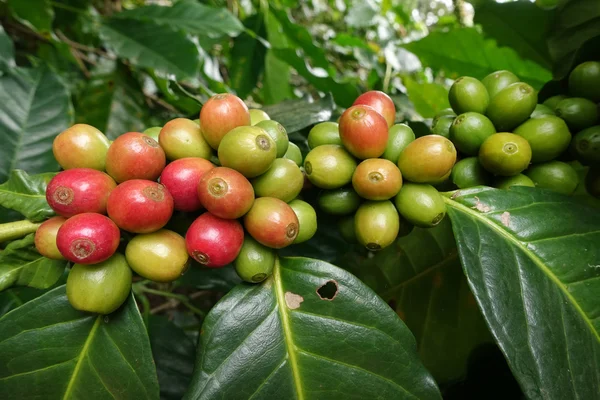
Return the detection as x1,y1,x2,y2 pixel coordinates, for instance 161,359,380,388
317,280,338,301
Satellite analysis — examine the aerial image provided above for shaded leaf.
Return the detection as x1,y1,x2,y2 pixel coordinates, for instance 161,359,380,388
261,10,294,104
332,34,374,50
547,0,600,79
114,0,243,38
184,257,441,400
403,28,552,89
0,286,47,317
0,26,15,72
0,170,55,222
0,66,73,182
149,315,195,400
445,186,600,399
403,77,451,119
0,234,66,292
261,94,335,133
8,0,54,33
177,263,242,293
100,19,200,79
474,1,554,69
229,15,266,99
0,286,160,399
75,62,149,139
341,219,493,384
272,49,360,108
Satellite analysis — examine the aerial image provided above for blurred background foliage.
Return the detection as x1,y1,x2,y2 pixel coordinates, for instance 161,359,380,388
3,0,591,143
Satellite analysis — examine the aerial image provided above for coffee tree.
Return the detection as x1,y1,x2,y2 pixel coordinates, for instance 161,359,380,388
0,0,598,399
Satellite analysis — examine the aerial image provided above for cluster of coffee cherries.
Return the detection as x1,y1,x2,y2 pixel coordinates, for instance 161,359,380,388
302,92,456,252
35,93,316,314
432,61,600,197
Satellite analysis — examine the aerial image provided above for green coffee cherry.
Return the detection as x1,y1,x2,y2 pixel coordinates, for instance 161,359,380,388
513,116,571,163
571,125,600,165
494,174,535,190
234,236,276,283
283,142,303,166
256,120,289,158
555,97,599,132
289,199,318,243
317,187,361,215
308,122,342,149
525,161,579,195
486,82,537,131
382,123,415,163
431,115,454,139
449,112,496,155
481,70,519,99
304,145,357,189
354,200,399,251
448,76,489,115
450,157,491,189
394,183,446,228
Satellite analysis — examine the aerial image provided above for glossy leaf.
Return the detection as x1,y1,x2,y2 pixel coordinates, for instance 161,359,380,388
547,0,600,79
229,15,267,99
0,67,73,182
0,170,55,222
8,0,54,33
474,1,553,69
75,62,149,139
149,316,196,400
184,257,441,400
403,77,451,119
272,48,360,108
445,186,600,399
0,26,15,72
114,0,243,38
403,28,552,89
0,286,47,317
340,219,493,384
0,286,160,399
100,18,200,79
0,234,66,292
261,94,335,134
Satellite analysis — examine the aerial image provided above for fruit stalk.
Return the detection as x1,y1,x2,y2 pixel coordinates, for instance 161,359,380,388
0,220,41,242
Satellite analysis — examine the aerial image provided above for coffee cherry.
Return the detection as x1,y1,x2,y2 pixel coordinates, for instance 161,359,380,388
218,126,277,178
66,253,132,314
46,168,116,217
197,167,255,219
125,229,189,282
160,158,215,212
105,132,166,183
352,90,396,127
289,199,317,243
34,216,67,260
339,105,389,159
200,93,250,150
243,197,299,249
56,213,120,264
234,236,275,283
158,118,212,160
185,213,244,268
52,124,110,171
107,180,174,233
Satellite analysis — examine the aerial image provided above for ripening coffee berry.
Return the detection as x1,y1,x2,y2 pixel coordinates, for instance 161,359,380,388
339,105,389,159
105,132,166,183
52,124,111,171
56,213,120,264
243,197,299,249
197,167,255,219
185,212,244,268
200,93,251,150
160,158,215,212
158,118,212,160
46,168,116,217
352,90,396,128
107,180,174,233
34,216,67,260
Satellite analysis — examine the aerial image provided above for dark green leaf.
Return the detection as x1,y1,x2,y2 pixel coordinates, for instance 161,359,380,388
0,170,55,222
0,286,47,317
403,28,552,89
261,94,335,133
0,26,15,72
403,77,451,119
272,50,359,109
0,67,73,182
547,0,600,79
342,219,493,384
149,315,195,400
229,16,266,99
0,286,160,399
113,0,243,38
184,257,442,400
8,0,54,33
100,19,200,79
75,62,150,139
474,1,554,69
0,234,66,291
445,186,600,399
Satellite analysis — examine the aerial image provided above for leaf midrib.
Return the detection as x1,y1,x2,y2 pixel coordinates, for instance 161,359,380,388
62,316,101,400
444,196,600,343
273,257,304,400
